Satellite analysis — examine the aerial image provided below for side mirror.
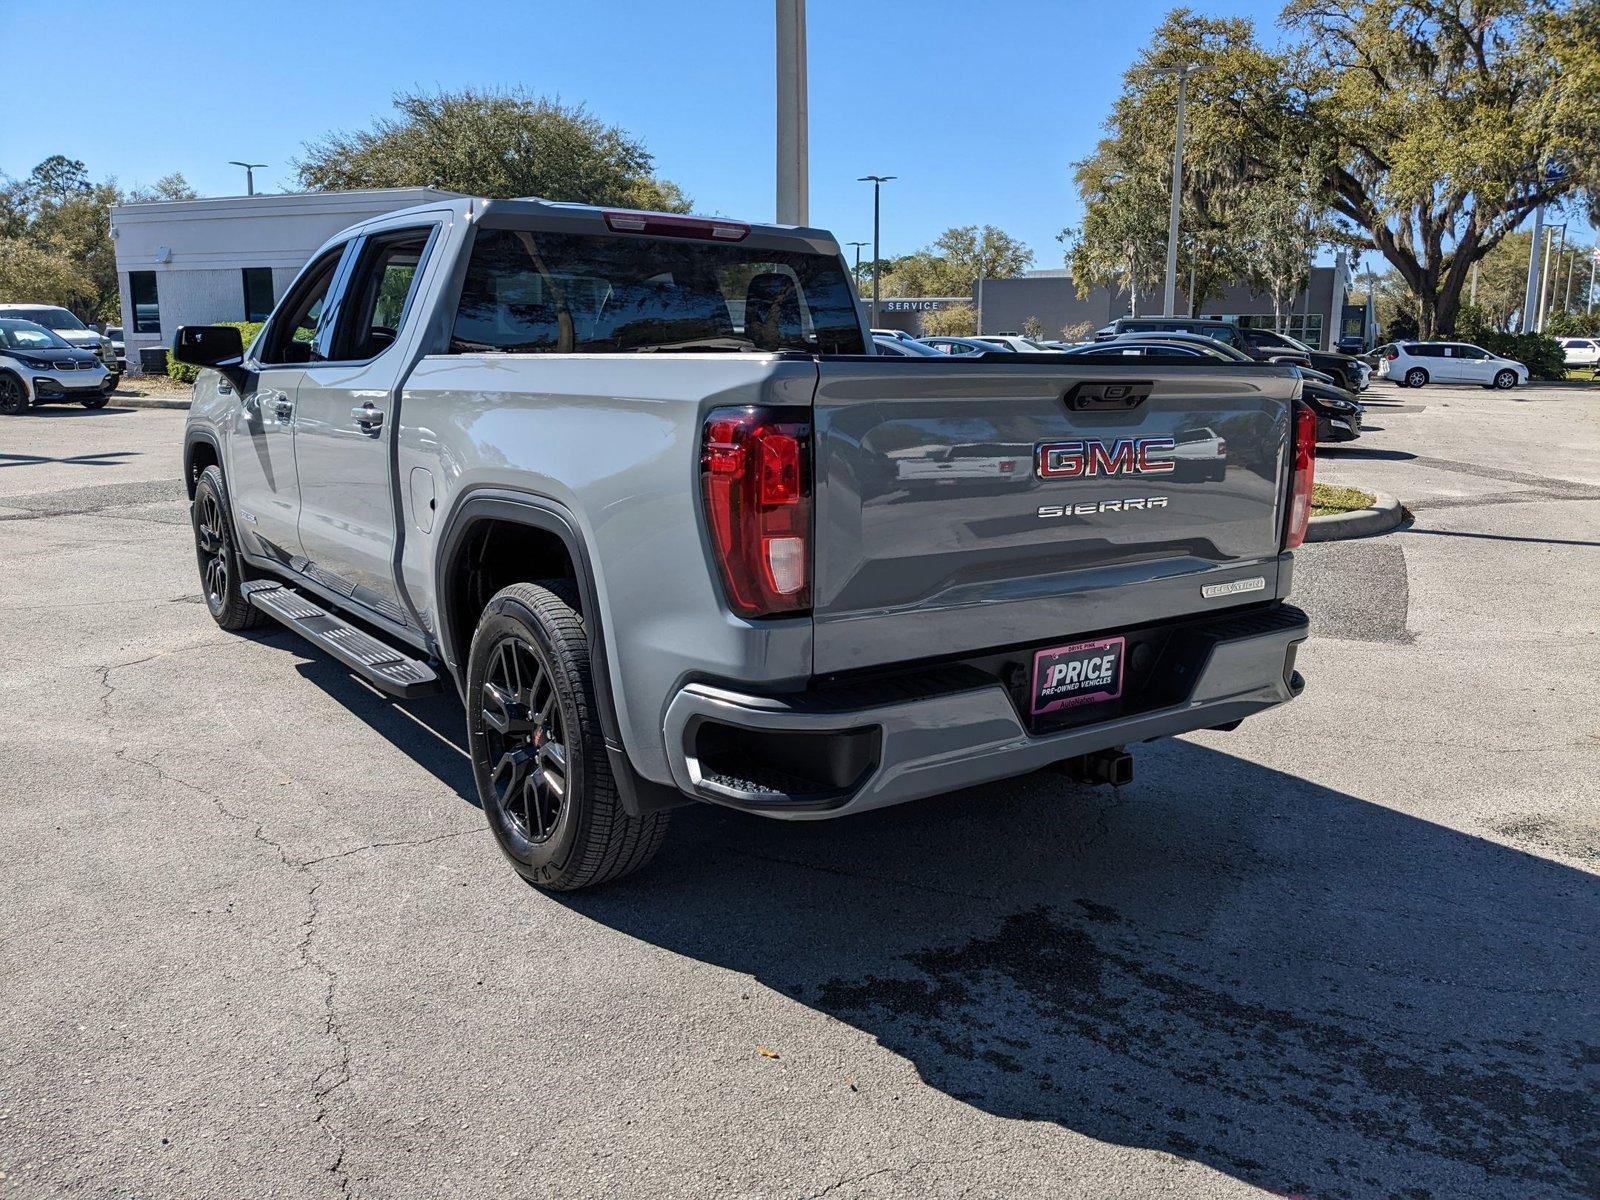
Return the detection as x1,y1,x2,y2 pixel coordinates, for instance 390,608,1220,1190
173,325,245,374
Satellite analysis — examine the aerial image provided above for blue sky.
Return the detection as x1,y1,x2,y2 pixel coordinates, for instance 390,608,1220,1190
3,0,1587,270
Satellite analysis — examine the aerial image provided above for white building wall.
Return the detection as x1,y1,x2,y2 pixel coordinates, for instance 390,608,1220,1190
110,187,457,371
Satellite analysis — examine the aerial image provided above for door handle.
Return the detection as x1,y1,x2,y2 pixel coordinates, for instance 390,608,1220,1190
274,398,295,420
352,404,384,430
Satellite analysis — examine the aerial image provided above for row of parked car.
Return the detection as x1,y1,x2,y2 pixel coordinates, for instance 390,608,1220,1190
872,316,1368,443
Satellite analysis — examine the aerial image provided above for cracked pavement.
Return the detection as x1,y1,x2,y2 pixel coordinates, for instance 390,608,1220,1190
1,386,1597,1198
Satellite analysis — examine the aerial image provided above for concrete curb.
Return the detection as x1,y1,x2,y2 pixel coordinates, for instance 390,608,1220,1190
108,394,190,411
1305,491,1404,543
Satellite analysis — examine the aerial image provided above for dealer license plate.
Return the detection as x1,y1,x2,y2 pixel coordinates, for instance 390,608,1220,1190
1031,636,1125,717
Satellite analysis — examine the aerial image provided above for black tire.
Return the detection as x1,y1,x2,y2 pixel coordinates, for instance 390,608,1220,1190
467,582,668,891
1404,367,1428,388
104,374,122,393
0,372,28,414
1493,369,1517,390
81,393,110,410
191,465,262,632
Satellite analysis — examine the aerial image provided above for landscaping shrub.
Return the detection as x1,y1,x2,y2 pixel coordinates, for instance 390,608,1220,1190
166,321,264,384
1456,314,1566,380
1473,331,1567,380
1547,311,1600,338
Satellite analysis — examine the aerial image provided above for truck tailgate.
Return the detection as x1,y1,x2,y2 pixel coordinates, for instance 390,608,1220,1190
810,359,1298,675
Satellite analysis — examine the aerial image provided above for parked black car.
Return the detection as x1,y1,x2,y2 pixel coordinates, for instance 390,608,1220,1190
1301,379,1363,442
1086,334,1363,443
1236,327,1369,393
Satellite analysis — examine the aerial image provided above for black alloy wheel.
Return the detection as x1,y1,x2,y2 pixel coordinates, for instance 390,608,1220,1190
196,489,232,609
480,636,568,844
190,465,261,631
0,374,27,414
467,582,668,891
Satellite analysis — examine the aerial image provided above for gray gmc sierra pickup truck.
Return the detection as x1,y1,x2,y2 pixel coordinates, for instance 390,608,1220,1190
175,196,1314,891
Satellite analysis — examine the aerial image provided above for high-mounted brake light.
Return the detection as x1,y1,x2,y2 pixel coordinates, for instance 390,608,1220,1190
603,211,750,241
701,407,812,616
1285,400,1317,550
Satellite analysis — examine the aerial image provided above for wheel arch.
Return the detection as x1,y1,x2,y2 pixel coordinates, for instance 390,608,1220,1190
433,489,688,818
0,368,29,403
184,429,223,498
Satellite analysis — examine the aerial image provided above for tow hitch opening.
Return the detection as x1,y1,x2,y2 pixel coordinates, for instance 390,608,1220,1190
1055,747,1134,787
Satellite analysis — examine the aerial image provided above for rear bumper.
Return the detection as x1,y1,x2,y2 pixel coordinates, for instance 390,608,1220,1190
662,604,1309,819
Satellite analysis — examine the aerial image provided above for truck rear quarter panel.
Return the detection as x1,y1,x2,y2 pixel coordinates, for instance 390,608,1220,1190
397,353,817,784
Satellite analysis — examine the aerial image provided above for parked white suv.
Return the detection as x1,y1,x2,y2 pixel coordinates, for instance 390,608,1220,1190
1557,337,1599,367
1375,341,1529,389
0,318,111,412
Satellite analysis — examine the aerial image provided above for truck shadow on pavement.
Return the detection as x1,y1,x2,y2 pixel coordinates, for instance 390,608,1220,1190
556,741,1597,1200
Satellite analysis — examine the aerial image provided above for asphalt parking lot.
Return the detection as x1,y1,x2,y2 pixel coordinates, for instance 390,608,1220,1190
2,381,1596,1199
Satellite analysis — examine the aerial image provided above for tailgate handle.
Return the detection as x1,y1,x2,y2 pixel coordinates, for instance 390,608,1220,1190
1063,380,1153,411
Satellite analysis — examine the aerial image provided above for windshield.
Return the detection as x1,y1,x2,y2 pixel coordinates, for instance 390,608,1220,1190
453,227,865,355
7,307,86,332
0,319,73,350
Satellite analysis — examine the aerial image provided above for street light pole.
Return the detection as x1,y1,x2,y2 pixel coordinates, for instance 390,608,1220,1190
1537,223,1566,331
1153,64,1206,318
858,175,895,328
775,0,809,225
1521,203,1546,332
228,161,266,196
846,241,868,291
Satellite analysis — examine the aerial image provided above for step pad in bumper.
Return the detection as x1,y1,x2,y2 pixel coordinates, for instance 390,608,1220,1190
241,580,440,699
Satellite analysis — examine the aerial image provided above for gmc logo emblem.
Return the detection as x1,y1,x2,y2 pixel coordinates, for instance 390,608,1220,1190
1036,437,1176,479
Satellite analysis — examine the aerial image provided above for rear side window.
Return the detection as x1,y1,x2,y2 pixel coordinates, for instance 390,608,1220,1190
451,227,865,355
334,228,433,361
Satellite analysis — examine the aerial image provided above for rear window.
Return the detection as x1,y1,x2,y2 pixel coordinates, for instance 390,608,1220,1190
452,227,865,355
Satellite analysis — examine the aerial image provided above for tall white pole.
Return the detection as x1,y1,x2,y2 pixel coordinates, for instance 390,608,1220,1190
1162,72,1190,318
1537,224,1565,332
1588,249,1597,315
1521,204,1545,332
775,0,809,226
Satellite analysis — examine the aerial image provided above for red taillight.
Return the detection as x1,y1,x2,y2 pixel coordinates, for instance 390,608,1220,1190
701,407,811,616
603,210,750,241
1286,400,1317,549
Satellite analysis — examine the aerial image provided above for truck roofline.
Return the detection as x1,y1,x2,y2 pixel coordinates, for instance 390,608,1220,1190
312,195,844,260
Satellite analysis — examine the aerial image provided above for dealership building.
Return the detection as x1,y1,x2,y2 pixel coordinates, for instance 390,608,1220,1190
870,255,1364,351
109,187,456,371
